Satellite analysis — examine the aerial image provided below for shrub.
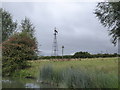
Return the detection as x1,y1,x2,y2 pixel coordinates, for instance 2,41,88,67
73,51,92,58
2,32,38,76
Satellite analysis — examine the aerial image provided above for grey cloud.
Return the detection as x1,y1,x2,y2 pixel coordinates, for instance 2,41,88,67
2,2,117,56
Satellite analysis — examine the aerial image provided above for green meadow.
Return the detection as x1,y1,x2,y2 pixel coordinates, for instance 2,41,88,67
15,57,118,88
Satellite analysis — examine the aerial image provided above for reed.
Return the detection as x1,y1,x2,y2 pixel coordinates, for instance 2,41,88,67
39,64,54,83
39,64,118,88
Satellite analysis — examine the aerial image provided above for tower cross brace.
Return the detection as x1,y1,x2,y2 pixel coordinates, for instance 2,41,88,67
52,27,58,56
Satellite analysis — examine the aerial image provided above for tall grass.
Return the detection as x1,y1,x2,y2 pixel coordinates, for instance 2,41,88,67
39,64,118,88
62,67,93,88
39,64,63,86
39,64,54,83
26,57,117,78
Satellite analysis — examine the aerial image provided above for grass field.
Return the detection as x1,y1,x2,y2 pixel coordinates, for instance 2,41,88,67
15,57,118,88
24,57,118,77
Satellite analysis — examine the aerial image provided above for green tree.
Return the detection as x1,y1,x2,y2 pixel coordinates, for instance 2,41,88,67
73,51,91,58
21,17,35,38
2,32,38,76
20,17,38,56
0,8,17,42
94,2,120,45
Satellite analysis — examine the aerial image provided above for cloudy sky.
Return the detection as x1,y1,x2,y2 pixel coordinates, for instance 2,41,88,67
2,2,118,56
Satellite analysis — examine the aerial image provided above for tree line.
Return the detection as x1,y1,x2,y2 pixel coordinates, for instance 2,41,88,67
38,51,119,60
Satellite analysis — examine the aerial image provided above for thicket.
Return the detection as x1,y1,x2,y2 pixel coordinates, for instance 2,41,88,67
2,32,38,76
1,8,38,76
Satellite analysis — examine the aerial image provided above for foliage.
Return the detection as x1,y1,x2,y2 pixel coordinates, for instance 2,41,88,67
38,55,72,59
0,8,17,42
92,53,118,58
13,69,33,78
1,8,38,76
20,17,38,57
38,52,119,60
21,17,35,38
94,2,120,45
2,32,38,76
73,51,92,58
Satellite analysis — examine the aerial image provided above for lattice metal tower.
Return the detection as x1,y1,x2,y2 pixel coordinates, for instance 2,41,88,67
52,27,58,56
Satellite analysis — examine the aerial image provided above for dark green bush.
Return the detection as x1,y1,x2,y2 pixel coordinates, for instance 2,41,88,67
73,51,92,58
2,32,38,76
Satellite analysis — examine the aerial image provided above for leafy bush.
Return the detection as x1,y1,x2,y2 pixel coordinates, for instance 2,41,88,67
2,32,38,76
73,51,92,58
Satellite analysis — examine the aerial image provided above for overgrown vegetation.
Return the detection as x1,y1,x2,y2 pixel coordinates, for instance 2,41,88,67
2,32,37,76
95,2,120,45
39,60,118,88
15,58,117,82
0,8,17,43
1,8,38,76
38,51,119,60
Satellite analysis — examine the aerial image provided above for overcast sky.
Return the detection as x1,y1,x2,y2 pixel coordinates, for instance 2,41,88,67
2,2,118,56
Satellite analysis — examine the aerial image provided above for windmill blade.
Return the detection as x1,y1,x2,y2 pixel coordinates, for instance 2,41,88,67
55,30,58,33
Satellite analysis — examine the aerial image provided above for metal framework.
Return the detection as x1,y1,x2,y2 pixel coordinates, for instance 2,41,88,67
62,46,64,59
52,27,58,56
